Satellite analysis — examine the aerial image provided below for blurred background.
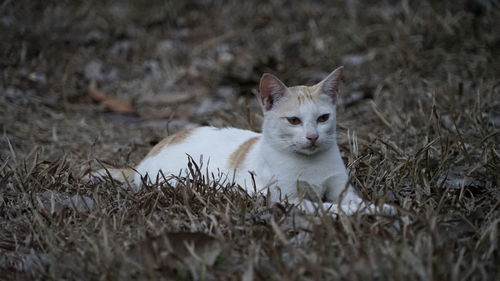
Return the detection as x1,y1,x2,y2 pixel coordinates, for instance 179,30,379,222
1,0,498,162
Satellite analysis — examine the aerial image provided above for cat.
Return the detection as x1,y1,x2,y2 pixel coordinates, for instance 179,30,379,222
92,66,394,216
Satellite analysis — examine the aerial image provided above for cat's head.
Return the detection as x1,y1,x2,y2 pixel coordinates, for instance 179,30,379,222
259,67,343,155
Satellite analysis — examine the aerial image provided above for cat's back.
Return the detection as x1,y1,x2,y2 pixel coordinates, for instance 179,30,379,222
135,126,260,183
177,126,260,150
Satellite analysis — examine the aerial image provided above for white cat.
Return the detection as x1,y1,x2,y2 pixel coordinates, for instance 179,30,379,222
93,66,394,216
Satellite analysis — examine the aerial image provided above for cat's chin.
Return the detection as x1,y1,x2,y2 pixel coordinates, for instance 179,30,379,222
293,145,324,156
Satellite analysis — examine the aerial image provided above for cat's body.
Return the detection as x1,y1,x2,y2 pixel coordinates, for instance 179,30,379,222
135,127,261,190
134,126,348,203
94,67,393,215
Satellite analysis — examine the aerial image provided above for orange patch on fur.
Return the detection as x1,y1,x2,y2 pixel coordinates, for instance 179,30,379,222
228,136,260,169
95,167,135,183
275,86,322,115
298,86,319,101
296,94,304,105
145,128,196,158
121,168,135,183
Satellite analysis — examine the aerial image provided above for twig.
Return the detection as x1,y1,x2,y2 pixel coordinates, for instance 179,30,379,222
370,100,394,131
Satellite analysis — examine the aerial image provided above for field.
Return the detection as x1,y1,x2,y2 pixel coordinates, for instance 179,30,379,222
1,0,499,280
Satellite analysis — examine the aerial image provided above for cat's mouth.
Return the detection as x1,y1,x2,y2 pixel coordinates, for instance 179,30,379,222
291,143,321,155
303,144,319,152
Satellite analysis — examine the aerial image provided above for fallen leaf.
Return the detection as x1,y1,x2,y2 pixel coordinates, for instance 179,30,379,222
139,110,191,120
37,191,95,215
101,98,134,114
87,88,107,103
68,195,95,213
139,92,194,105
87,86,134,114
126,231,222,278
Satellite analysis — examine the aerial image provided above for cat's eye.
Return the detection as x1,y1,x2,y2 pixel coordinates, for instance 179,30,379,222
286,117,301,125
317,114,330,123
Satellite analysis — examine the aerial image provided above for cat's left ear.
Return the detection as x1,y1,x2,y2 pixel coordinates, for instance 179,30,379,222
317,66,343,103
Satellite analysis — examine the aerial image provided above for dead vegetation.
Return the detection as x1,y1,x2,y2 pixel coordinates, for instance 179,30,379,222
1,0,499,280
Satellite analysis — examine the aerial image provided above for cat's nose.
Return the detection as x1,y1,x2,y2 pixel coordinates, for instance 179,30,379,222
306,134,319,144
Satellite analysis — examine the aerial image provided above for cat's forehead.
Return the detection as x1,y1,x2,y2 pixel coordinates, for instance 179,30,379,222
274,85,332,114
287,85,321,102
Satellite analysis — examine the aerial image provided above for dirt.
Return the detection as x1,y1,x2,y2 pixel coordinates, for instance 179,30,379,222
1,0,499,280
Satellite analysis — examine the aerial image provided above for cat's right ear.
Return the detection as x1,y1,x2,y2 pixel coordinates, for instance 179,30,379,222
259,73,287,111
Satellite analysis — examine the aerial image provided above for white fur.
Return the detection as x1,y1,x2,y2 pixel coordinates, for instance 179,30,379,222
104,67,394,216
134,127,259,187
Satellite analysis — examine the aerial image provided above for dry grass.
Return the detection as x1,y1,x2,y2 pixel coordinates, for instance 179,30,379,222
1,0,499,280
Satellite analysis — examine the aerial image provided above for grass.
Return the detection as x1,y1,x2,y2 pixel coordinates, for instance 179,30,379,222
0,0,499,280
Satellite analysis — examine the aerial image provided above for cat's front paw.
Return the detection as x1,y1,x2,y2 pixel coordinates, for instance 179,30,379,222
379,203,396,215
338,201,396,216
361,202,396,216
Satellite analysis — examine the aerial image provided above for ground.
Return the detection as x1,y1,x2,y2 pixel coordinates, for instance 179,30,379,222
0,0,499,280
